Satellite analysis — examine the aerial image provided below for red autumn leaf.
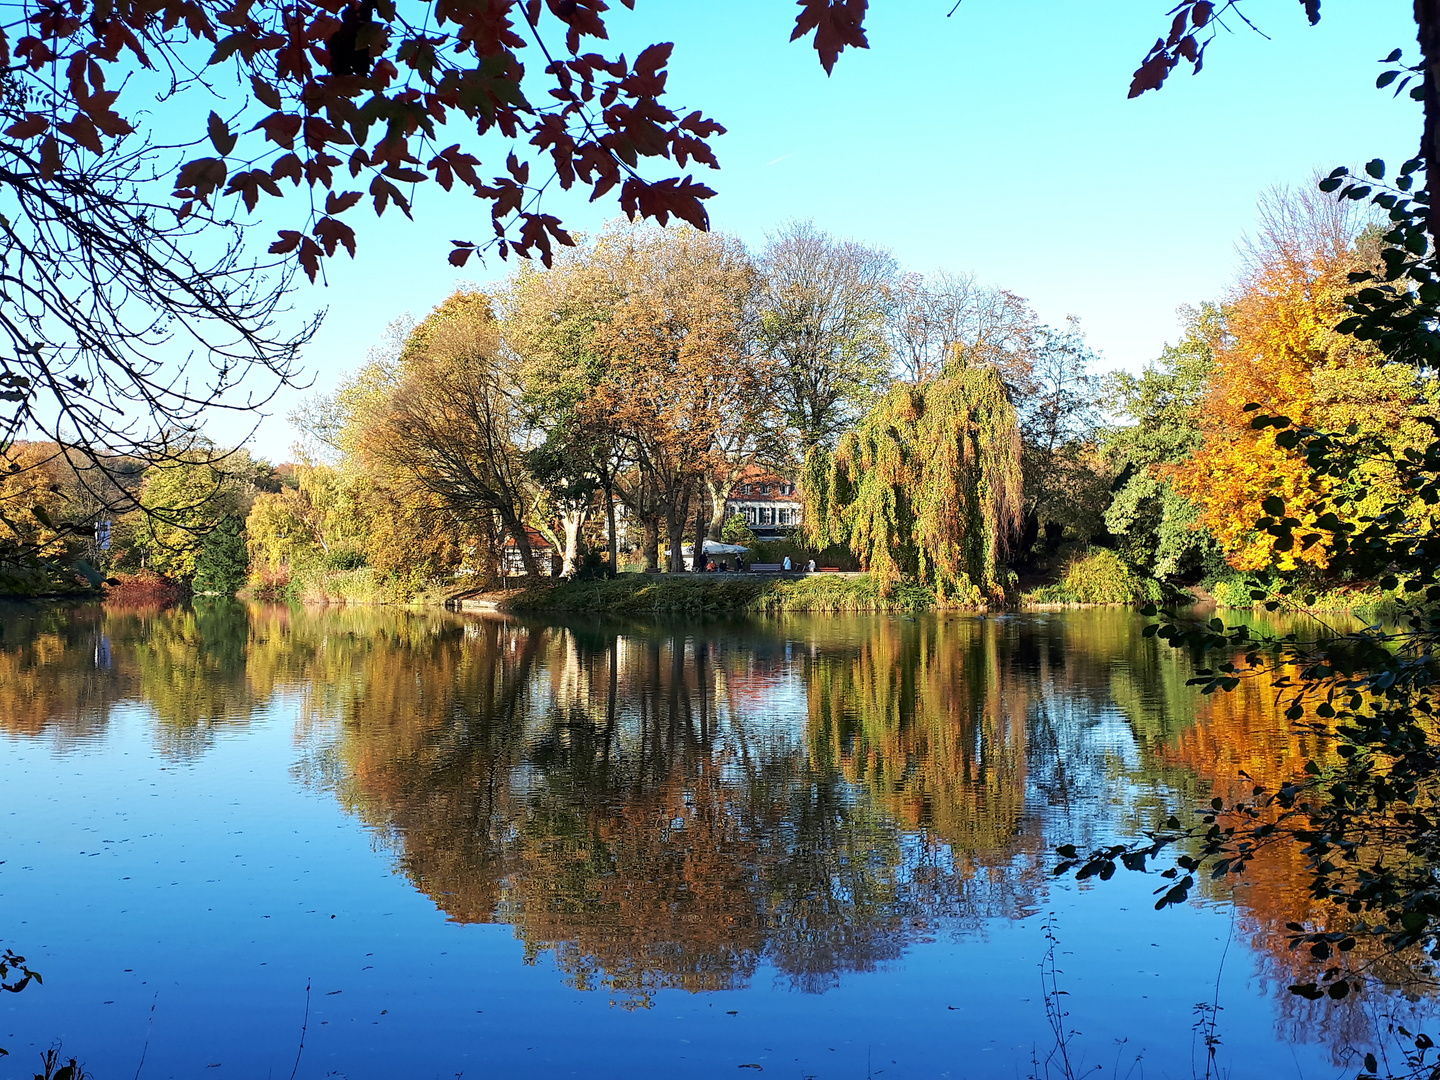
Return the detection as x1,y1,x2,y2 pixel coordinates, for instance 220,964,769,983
325,190,363,214
1167,9,1187,46
250,75,283,111
225,168,282,211
1127,43,1175,98
57,113,104,154
313,215,357,258
4,113,49,139
255,111,301,149
297,235,322,282
90,109,133,137
268,229,304,254
791,0,869,76
39,135,61,179
448,242,476,267
270,153,303,185
208,110,237,155
176,156,229,195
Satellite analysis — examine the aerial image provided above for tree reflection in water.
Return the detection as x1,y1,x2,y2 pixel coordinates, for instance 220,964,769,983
1,601,1432,1044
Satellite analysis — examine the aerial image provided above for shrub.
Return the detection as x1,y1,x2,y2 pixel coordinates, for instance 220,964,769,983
721,514,757,545
1027,547,1160,606
1207,574,1259,609
322,547,368,571
104,569,183,605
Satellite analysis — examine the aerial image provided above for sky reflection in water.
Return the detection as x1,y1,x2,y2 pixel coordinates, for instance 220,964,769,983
0,602,1427,1078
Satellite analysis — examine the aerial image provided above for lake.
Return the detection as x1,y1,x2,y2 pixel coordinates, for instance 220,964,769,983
0,602,1425,1078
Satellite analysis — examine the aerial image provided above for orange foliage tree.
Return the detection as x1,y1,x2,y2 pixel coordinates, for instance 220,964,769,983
582,223,769,571
1171,186,1430,573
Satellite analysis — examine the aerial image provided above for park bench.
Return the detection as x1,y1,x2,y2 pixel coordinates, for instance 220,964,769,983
748,563,784,573
818,567,841,572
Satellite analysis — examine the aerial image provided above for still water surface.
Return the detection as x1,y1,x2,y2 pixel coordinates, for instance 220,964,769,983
0,602,1426,1078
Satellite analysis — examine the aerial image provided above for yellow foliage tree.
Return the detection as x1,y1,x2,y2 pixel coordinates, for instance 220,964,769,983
1172,185,1432,573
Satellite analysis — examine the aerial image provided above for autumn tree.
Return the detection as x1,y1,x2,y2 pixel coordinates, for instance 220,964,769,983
133,448,272,584
805,364,1022,606
579,223,766,572
502,245,621,575
348,290,540,574
887,273,1037,386
1169,184,1429,574
756,220,896,457
246,461,368,576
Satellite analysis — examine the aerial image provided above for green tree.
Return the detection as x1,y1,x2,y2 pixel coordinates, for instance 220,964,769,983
1016,319,1110,551
134,450,269,583
1103,306,1224,581
192,516,250,596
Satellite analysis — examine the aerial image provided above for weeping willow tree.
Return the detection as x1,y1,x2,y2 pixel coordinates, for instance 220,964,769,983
803,366,1022,606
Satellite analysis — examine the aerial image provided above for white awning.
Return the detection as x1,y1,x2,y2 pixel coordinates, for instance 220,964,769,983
681,540,752,555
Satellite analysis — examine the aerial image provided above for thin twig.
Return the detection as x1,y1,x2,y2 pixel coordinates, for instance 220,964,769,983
287,979,311,1080
132,992,158,1080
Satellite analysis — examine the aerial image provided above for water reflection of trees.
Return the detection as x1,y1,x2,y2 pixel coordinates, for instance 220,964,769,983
7,602,1438,1044
316,612,1201,1001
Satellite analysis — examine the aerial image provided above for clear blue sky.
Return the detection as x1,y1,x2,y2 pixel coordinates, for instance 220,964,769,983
220,1,1421,459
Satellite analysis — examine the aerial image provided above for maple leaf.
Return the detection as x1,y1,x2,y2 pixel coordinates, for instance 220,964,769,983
268,230,304,255
3,113,49,139
790,0,868,76
314,215,357,258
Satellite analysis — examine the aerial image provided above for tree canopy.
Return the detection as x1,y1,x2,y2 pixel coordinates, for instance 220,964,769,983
805,365,1022,606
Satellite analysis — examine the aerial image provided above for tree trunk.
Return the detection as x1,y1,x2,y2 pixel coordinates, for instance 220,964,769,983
665,485,691,573
706,476,732,539
1419,0,1440,244
641,515,660,571
693,488,708,571
603,478,618,577
499,512,538,576
559,505,588,578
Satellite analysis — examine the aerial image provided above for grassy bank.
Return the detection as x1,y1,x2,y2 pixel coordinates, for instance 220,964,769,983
246,564,463,607
504,573,937,616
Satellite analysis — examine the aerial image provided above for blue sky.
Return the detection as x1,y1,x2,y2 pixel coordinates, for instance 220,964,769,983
219,1,1422,459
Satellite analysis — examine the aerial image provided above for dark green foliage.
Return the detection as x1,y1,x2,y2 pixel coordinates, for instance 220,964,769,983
720,514,757,545
1102,307,1225,581
322,546,368,572
191,516,250,597
1,945,40,1058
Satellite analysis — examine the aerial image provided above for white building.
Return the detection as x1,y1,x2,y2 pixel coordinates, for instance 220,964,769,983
723,468,802,540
